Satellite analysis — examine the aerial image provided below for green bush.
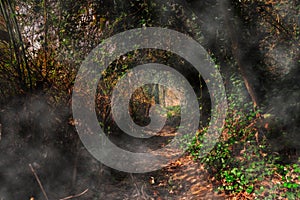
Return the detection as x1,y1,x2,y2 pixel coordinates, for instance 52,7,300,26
188,79,300,197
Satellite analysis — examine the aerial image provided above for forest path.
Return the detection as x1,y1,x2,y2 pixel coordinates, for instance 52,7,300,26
75,123,226,200
0,95,225,199
78,152,226,200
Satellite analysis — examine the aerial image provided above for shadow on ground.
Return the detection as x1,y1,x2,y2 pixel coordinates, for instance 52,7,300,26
0,94,224,199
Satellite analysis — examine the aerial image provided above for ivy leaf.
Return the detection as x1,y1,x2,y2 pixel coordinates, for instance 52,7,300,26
246,185,254,194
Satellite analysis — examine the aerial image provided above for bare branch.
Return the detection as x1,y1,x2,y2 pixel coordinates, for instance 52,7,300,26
59,189,89,200
29,163,49,200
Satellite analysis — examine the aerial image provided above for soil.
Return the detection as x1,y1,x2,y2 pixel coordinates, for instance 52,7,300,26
0,95,226,199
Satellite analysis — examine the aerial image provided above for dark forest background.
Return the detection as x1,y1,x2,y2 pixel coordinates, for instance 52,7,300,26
0,0,299,199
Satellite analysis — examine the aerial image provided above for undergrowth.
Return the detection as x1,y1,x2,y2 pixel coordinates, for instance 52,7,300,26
188,77,300,198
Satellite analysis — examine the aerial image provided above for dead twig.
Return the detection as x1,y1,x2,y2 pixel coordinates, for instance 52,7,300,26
0,123,2,141
71,139,80,188
29,163,49,200
130,173,141,197
130,174,150,200
59,189,89,200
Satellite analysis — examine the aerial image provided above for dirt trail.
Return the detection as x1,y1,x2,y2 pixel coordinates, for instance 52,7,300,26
0,96,225,199
72,150,226,199
71,124,226,199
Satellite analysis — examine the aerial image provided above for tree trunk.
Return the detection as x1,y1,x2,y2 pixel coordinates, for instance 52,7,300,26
220,0,259,107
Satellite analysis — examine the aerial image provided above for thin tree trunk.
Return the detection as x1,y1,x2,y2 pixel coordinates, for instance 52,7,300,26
0,0,23,86
43,0,48,81
220,0,259,107
10,0,32,91
0,0,32,91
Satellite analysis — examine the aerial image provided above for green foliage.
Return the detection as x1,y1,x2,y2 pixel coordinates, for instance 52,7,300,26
201,104,264,195
274,163,300,198
188,75,299,197
166,105,180,119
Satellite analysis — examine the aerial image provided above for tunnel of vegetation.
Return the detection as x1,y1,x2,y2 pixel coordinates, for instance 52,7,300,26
0,0,299,199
